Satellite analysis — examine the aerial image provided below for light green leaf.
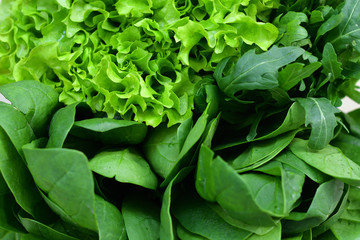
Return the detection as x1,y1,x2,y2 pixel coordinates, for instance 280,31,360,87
47,104,77,148
289,138,360,185
94,195,126,240
0,80,59,137
89,148,158,190
23,147,97,232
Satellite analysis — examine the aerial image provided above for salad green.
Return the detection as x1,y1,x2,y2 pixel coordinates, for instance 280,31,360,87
0,0,360,239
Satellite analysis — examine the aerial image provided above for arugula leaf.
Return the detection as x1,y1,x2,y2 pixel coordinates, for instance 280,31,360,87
215,46,305,98
328,0,360,53
322,43,343,82
296,97,339,149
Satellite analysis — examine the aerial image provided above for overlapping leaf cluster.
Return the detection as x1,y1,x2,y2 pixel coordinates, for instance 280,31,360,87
1,0,360,240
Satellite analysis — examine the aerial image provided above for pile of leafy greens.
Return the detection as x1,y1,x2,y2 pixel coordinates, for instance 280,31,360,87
0,0,360,239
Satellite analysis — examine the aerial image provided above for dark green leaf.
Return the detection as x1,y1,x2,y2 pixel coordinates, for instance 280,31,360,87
322,43,342,82
214,46,305,98
278,62,322,91
196,145,276,227
71,118,147,145
122,195,160,240
283,179,344,234
173,193,252,240
296,98,339,149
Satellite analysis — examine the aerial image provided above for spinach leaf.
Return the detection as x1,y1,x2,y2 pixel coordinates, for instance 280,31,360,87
172,192,252,240
122,195,160,240
176,224,207,240
0,80,59,137
282,179,344,234
289,138,360,185
94,195,126,240
47,104,77,148
214,46,305,98
23,147,97,232
0,127,51,222
18,212,79,240
160,167,193,240
0,173,26,232
196,145,276,227
70,118,147,145
143,124,180,179
89,148,158,190
215,102,305,150
327,0,360,53
275,151,331,184
232,130,298,171
331,132,360,165
296,98,339,149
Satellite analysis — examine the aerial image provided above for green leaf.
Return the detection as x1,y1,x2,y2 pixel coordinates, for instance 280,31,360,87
23,147,97,232
0,103,35,152
289,138,360,185
143,124,180,179
215,102,305,150
214,46,305,98
328,0,360,53
0,173,26,232
0,126,51,222
89,148,158,190
161,112,209,187
275,11,309,46
160,167,193,240
315,13,343,44
276,151,331,184
196,145,276,227
47,104,77,148
232,130,298,171
0,81,59,137
278,62,322,91
172,192,252,240
282,179,344,234
176,224,207,240
71,118,148,145
122,195,160,240
94,195,126,240
18,212,79,240
331,132,360,165
321,43,342,82
296,97,339,150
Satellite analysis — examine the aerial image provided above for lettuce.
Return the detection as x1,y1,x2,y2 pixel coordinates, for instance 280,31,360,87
0,0,279,126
